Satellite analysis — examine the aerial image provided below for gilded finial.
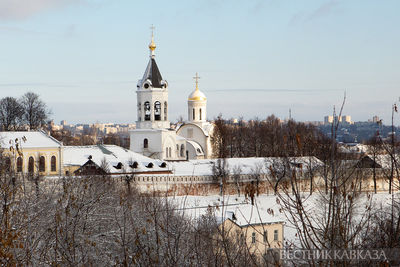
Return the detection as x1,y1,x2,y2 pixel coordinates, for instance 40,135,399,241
149,24,156,52
193,72,200,91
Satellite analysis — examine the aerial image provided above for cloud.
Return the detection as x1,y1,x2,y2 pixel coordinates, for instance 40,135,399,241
0,0,86,20
289,0,340,25
65,24,77,38
306,0,339,21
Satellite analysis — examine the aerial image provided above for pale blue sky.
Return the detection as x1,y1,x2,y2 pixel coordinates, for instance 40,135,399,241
0,0,399,124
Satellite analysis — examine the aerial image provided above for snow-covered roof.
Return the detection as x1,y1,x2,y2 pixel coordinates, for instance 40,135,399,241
186,140,204,156
63,145,169,174
176,135,186,141
170,195,284,227
0,131,62,149
338,143,369,154
176,122,213,137
374,154,400,169
218,204,284,226
168,157,323,176
202,123,213,136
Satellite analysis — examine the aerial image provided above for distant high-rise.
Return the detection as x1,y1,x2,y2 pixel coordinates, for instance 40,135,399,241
342,115,352,124
324,115,352,125
324,115,333,124
60,120,67,126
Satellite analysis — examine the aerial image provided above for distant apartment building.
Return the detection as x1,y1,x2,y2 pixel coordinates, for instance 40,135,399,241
324,115,352,125
342,115,352,124
372,115,380,123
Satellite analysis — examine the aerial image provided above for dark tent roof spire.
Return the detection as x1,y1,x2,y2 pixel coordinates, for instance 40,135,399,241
141,26,163,88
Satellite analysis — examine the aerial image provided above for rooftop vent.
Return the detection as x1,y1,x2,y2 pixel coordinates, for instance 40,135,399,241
114,162,123,169
130,161,139,169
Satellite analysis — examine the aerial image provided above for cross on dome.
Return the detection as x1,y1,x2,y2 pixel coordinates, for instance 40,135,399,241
193,72,200,90
149,24,156,57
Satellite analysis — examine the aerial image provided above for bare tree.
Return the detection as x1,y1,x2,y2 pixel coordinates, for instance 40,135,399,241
0,97,24,131
233,164,242,196
250,162,264,196
20,92,50,130
211,158,229,196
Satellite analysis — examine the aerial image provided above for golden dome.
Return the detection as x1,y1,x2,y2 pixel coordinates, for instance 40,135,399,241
149,25,156,51
149,38,156,51
188,89,207,101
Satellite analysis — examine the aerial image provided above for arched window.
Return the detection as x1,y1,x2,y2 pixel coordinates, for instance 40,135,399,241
17,157,23,173
144,101,151,121
39,156,45,172
169,147,172,158
180,144,185,157
164,102,167,121
28,157,34,173
138,103,141,121
200,108,202,120
51,156,57,172
154,101,161,121
144,138,148,149
193,108,195,120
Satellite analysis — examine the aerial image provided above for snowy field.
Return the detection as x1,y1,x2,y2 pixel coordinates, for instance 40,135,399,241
168,192,396,246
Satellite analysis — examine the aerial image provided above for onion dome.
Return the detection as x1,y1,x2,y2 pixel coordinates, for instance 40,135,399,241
188,73,207,101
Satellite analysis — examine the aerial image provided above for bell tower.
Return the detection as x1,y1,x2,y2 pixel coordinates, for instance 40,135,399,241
136,26,170,129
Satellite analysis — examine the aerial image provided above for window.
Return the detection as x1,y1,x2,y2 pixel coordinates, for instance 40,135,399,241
144,138,148,149
28,157,34,173
263,231,268,242
252,232,256,244
166,147,168,158
193,108,195,120
51,156,57,172
168,147,172,158
154,101,161,121
164,102,167,121
274,230,278,241
200,108,202,120
17,157,23,173
39,156,45,172
180,144,185,157
138,103,141,121
144,101,151,121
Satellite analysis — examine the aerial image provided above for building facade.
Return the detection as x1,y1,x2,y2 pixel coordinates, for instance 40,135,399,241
0,131,63,176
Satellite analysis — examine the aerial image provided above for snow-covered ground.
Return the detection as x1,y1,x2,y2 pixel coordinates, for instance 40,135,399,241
168,192,396,246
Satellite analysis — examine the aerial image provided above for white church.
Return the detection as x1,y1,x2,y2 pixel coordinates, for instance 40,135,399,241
129,32,213,161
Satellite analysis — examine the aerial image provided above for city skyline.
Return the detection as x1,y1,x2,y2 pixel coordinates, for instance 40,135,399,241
1,0,399,125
